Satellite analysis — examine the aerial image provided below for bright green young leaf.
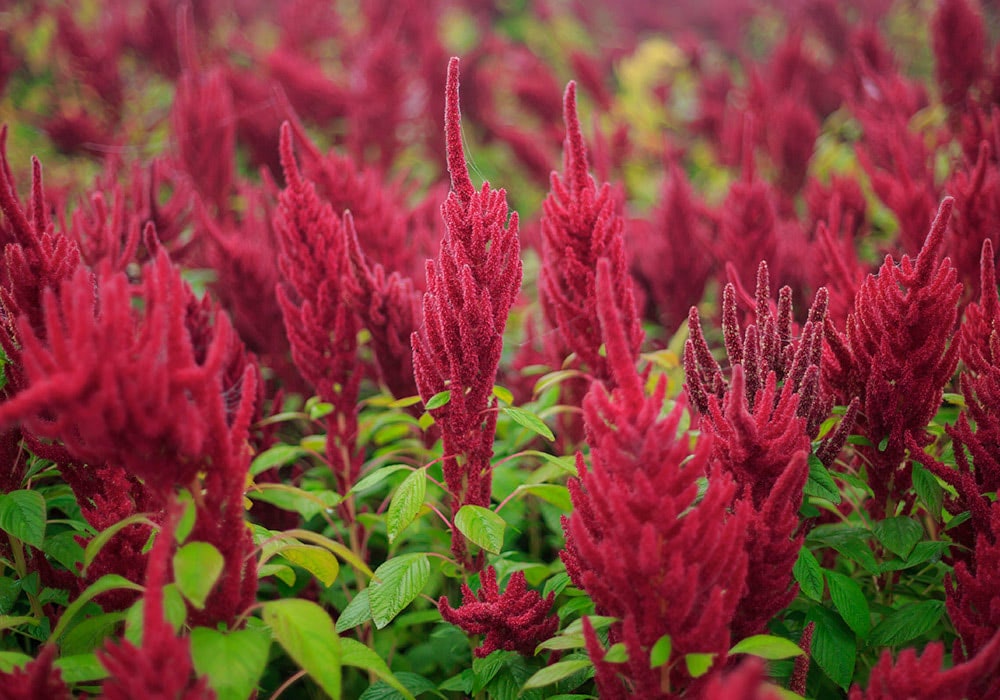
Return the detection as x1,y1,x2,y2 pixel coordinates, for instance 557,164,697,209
805,455,842,505
258,563,296,586
175,490,197,544
51,574,144,642
793,548,824,601
805,606,855,691
604,643,629,663
336,589,372,633
388,470,427,545
684,653,715,678
262,599,342,699
454,505,506,554
0,651,32,673
730,634,804,660
279,545,340,587
282,529,374,579
307,401,334,420
83,513,157,574
0,490,46,548
247,483,340,521
521,659,592,690
535,633,586,652
868,600,945,648
191,627,271,700
341,637,416,700
173,542,224,610
825,571,871,639
123,584,187,644
54,653,109,684
300,434,326,452
515,484,572,512
500,406,555,441
532,369,585,398
250,444,306,476
425,390,451,410
492,385,514,405
349,465,412,495
650,635,672,668
387,394,423,409
368,554,431,629
562,615,617,636
873,516,924,560
417,412,435,430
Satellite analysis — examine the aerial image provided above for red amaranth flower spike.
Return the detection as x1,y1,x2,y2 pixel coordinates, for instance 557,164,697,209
0,645,72,700
438,567,557,658
932,0,986,110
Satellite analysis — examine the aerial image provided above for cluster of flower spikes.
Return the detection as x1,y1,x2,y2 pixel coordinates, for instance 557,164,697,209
824,197,962,517
0,503,217,700
437,566,558,658
0,144,258,626
562,258,750,698
411,57,522,567
684,261,855,640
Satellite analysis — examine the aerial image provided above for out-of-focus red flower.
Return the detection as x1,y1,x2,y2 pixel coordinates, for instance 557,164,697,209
932,0,986,110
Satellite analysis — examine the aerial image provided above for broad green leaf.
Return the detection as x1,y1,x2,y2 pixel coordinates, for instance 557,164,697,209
868,600,945,648
729,635,804,660
425,390,451,410
521,450,578,475
604,643,628,663
54,653,108,684
650,635,672,668
535,633,586,652
83,513,157,574
418,412,435,430
258,563,296,586
793,548,824,601
911,462,943,518
61,612,127,656
368,554,431,629
684,653,715,678
247,483,340,521
492,385,514,404
805,606,855,691
173,542,224,610
191,627,271,700
341,636,417,700
810,528,879,575
472,650,513,693
250,444,306,476
307,400,334,420
300,434,326,452
282,529,374,578
872,517,924,560
500,407,555,441
51,574,144,641
825,571,871,639
336,589,372,632
521,659,591,690
454,505,506,555
805,455,842,505
0,490,46,548
563,616,616,636
388,470,426,545
262,599,342,699
515,484,572,512
279,546,340,587
350,465,412,495
542,572,572,599
0,651,31,673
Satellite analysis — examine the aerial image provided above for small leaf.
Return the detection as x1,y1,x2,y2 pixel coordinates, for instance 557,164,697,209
368,554,431,629
258,563,296,586
500,407,554,441
191,627,271,700
83,513,157,574
877,436,890,451
868,600,945,648
454,505,506,555
51,575,144,642
684,653,715,678
341,637,416,700
388,470,426,545
825,571,871,639
650,635,672,668
793,548,824,601
388,394,423,408
250,444,306,476
521,659,592,690
173,542,224,610
730,635,804,660
873,517,924,560
425,390,451,410
279,546,340,587
492,385,514,405
417,412,435,430
805,455,842,505
262,599,342,699
0,490,46,548
175,491,197,544
604,643,628,663
336,589,372,633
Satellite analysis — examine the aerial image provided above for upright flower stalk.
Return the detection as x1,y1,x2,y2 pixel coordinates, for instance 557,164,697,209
411,57,522,565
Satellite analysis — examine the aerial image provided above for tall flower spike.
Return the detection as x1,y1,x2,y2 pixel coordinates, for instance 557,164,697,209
438,567,558,658
411,58,522,565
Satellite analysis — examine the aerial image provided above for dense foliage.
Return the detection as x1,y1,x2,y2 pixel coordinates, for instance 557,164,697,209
2,0,1000,698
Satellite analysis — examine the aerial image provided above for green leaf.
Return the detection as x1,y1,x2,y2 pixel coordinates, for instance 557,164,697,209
368,554,431,629
684,653,715,678
425,390,451,410
454,505,506,555
281,529,374,579
877,436,890,451
191,627,271,700
51,574,144,642
250,444,306,476
563,616,616,636
872,517,924,560
359,672,443,700
388,470,426,545
336,589,372,633
472,650,513,693
729,635,804,660
83,513,157,574
350,465,412,495
258,563,296,586
341,637,417,700
911,462,943,518
868,600,945,648
0,490,46,547
805,606,855,691
500,407,554,441
54,653,109,684
603,643,628,663
650,635,672,668
124,584,187,644
41,531,84,573
262,599,342,699
418,412,435,430
515,484,572,512
173,542,224,610
825,572,871,639
805,455,842,505
492,385,514,405
812,528,880,575
0,651,32,673
387,394,423,409
521,659,592,690
247,483,341,521
535,633,586,652
175,490,197,544
279,545,340,587
793,548,824,601
61,612,127,656
0,615,38,632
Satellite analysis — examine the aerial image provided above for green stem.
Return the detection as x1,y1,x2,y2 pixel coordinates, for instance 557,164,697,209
9,535,44,620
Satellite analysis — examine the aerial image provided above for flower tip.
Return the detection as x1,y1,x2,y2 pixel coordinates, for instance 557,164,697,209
445,57,474,202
